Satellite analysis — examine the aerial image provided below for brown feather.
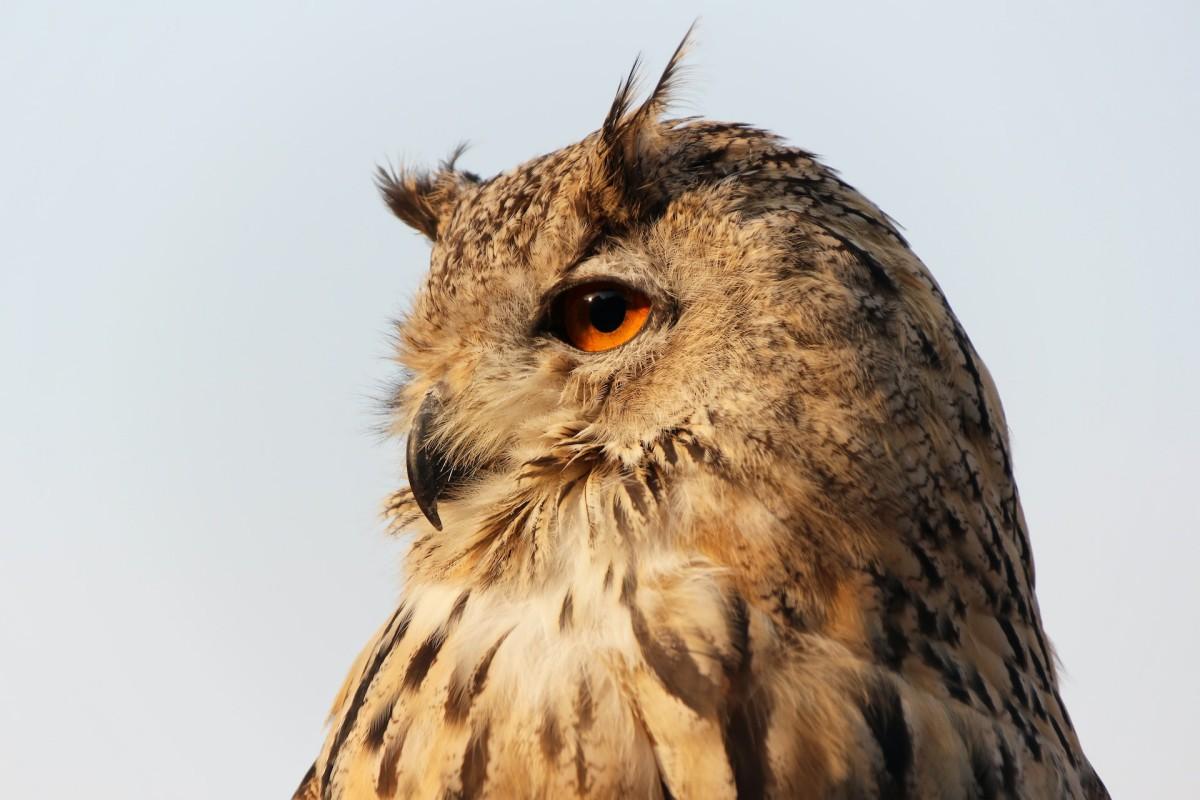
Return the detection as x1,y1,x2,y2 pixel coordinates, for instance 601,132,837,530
303,34,1106,800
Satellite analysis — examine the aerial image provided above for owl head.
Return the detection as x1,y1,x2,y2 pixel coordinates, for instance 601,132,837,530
380,35,1013,623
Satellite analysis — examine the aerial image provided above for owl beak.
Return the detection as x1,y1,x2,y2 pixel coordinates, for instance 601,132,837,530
405,389,455,531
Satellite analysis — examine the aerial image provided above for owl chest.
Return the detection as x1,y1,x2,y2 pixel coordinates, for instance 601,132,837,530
336,563,745,799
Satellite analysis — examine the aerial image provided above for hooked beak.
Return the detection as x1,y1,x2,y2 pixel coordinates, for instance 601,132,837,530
405,389,459,531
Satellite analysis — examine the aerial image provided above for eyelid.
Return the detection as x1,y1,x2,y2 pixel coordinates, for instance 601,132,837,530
541,270,656,310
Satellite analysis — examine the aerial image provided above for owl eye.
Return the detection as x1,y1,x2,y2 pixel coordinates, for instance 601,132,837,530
549,281,652,353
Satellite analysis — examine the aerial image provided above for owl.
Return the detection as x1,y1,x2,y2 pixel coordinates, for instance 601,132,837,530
294,34,1107,800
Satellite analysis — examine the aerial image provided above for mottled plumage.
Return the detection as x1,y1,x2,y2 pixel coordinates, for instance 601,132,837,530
294,35,1106,799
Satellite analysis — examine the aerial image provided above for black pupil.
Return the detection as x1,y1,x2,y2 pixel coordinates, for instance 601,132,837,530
587,291,627,333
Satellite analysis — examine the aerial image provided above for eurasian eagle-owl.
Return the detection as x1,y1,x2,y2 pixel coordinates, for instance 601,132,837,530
294,35,1106,800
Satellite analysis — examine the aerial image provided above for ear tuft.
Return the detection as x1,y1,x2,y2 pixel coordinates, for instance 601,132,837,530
599,23,697,220
375,146,478,241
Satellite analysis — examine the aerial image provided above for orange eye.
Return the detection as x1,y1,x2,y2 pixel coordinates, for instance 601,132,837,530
551,281,652,353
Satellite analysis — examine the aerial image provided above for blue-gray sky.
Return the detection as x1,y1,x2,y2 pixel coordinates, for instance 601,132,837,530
2,2,1197,797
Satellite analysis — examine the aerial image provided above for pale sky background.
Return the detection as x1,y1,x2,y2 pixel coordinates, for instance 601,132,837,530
2,2,1197,797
